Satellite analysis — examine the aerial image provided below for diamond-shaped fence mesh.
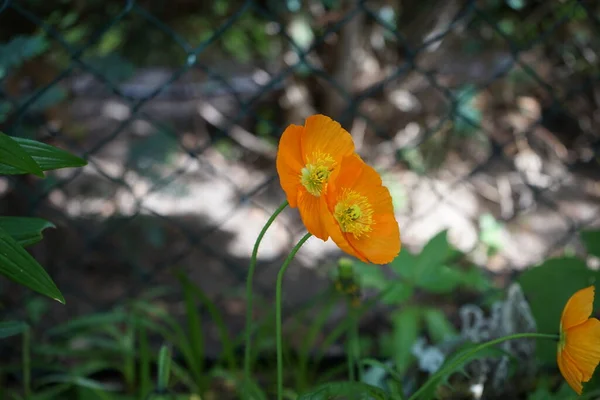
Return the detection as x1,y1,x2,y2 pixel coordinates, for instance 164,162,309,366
0,0,599,360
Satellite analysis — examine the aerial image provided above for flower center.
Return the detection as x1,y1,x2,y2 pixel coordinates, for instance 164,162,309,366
334,189,374,238
300,153,335,197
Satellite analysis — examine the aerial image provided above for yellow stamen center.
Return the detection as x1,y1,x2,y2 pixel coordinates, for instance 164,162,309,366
334,189,374,238
300,153,335,197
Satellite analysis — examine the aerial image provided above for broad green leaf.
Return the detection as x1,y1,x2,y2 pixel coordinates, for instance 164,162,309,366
392,306,421,374
581,229,600,258
389,248,418,280
381,281,413,305
423,308,458,344
297,381,389,400
460,266,493,292
0,132,44,177
0,217,55,247
0,226,64,303
0,320,29,339
351,261,388,290
0,137,86,175
413,231,456,284
518,256,598,364
416,264,464,294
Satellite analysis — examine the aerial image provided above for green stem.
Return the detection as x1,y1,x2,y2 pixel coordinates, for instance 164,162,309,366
347,307,360,382
276,232,312,400
347,341,355,382
244,201,288,385
23,326,31,399
352,311,363,382
407,332,559,400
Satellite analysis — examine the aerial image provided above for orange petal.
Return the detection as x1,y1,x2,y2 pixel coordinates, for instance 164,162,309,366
327,154,365,194
302,115,355,165
561,286,595,331
297,189,330,241
276,125,305,208
347,213,401,264
323,208,366,261
565,318,600,383
558,347,584,395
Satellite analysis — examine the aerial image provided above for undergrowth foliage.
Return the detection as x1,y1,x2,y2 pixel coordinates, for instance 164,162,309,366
1,0,600,399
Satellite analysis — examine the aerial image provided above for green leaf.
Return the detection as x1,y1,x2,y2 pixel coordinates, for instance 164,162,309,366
0,137,86,175
381,281,414,305
423,308,458,344
518,256,598,364
0,320,29,339
389,248,419,281
392,306,421,374
412,341,508,399
581,229,600,258
0,217,55,247
297,381,389,400
416,264,464,294
36,375,120,391
0,132,44,177
351,261,388,290
395,230,464,293
506,0,525,11
0,35,49,71
157,345,172,391
48,310,127,336
0,226,64,303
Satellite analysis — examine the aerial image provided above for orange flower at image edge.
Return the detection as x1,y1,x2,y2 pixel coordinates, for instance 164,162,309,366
324,154,401,265
276,114,355,241
558,285,600,395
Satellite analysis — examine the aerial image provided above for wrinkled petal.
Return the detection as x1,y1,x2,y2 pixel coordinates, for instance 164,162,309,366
565,318,600,384
325,154,401,264
297,190,330,241
558,348,584,395
276,125,304,208
323,209,365,261
326,154,366,210
562,286,595,331
302,115,354,165
347,213,401,264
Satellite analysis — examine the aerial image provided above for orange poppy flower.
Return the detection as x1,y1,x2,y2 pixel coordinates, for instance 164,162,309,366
557,285,600,395
276,114,355,240
323,154,400,264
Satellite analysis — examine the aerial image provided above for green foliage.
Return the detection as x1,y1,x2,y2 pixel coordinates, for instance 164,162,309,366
0,136,87,175
0,225,65,303
518,256,597,364
0,132,44,177
0,217,55,247
392,307,421,374
0,321,29,339
297,381,389,400
353,230,492,302
410,341,509,400
581,229,600,258
0,35,48,73
0,131,85,302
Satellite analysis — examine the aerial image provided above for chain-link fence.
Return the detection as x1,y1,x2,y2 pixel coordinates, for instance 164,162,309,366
1,0,599,358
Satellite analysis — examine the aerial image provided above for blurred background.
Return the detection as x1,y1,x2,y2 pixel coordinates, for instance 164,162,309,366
0,0,599,394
